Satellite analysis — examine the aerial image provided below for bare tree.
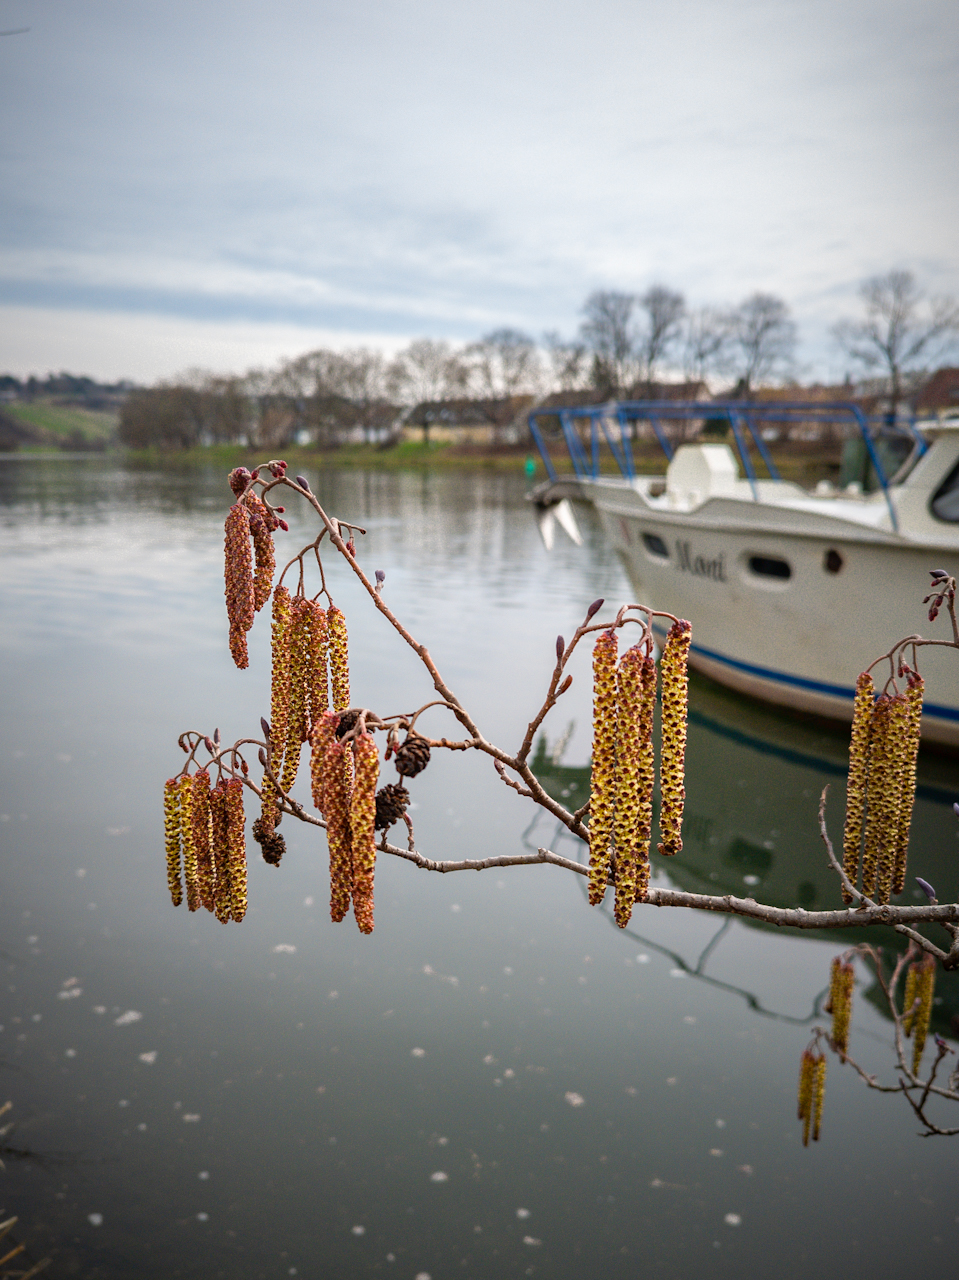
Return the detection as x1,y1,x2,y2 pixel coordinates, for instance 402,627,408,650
636,285,686,389
579,291,637,395
832,270,959,415
466,328,541,398
542,331,589,392
728,293,797,392
682,306,731,384
387,339,470,406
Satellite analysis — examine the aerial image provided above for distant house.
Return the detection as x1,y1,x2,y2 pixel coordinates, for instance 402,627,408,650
915,368,959,420
402,395,535,445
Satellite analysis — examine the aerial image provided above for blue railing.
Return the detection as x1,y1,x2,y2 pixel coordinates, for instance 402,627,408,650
527,400,925,533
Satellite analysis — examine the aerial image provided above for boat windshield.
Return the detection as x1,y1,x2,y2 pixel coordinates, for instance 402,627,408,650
932,458,959,522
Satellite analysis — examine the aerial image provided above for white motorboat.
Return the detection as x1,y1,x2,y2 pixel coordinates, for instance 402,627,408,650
529,401,959,748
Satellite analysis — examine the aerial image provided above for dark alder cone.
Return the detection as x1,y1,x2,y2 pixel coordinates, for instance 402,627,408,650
334,708,363,739
252,816,286,866
394,733,431,778
228,467,252,497
375,783,410,831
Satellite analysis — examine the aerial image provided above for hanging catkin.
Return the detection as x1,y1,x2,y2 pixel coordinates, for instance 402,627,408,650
351,732,380,934
327,605,351,713
224,503,255,669
797,1048,816,1147
910,954,936,1076
612,644,645,928
279,597,312,795
892,674,924,897
634,652,657,903
224,778,248,923
178,773,200,912
861,694,892,899
901,963,920,1037
305,599,330,728
261,585,293,832
322,738,355,922
191,769,215,913
841,672,874,903
164,778,183,907
588,630,618,905
875,692,909,904
657,620,691,857
829,957,855,1058
244,492,277,612
311,710,341,815
209,780,233,923
811,1054,826,1142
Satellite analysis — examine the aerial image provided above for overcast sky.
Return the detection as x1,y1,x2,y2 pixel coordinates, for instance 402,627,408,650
1,0,957,382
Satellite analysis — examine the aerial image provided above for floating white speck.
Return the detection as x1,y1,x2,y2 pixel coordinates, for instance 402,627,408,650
450,903,461,913
137,1123,147,1131
666,1077,677,1086
92,1006,106,1015
114,1010,142,1026
669,968,685,978
683,1015,696,1024
303,896,314,907
523,1236,542,1247
724,1213,742,1226
58,988,82,1000
503,1069,515,1079
183,1114,201,1123
483,1054,496,1065
709,1148,723,1157
328,991,338,999
197,1212,209,1222
65,1048,77,1058
139,1051,158,1065
76,868,86,877
743,874,760,886
516,1208,530,1219
106,826,129,835
272,944,296,953
351,1225,366,1236
415,1273,431,1280
88,1214,103,1227
737,1165,754,1175
437,1136,448,1146
715,1119,726,1129
430,1171,448,1182
62,977,80,988
564,1091,585,1107
198,1171,210,1180
636,953,650,964
503,967,513,975
411,1047,426,1058
118,1100,129,1108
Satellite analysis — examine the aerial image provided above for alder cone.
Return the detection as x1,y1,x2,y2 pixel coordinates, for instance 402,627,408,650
394,733,431,778
374,783,410,831
252,816,286,866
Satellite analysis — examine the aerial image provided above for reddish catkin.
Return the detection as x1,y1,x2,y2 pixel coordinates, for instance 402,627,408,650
892,674,924,897
876,692,909,904
224,778,248,923
841,672,874,903
191,769,215,913
261,586,293,832
327,605,351,713
612,645,645,928
350,732,380,935
588,630,618,906
178,774,200,912
305,599,330,728
657,620,691,858
322,739,355,923
311,711,340,815
911,954,936,1076
829,957,855,1058
209,781,232,924
279,598,311,796
634,653,657,903
163,778,183,907
244,492,277,613
224,503,255,668
861,694,892,899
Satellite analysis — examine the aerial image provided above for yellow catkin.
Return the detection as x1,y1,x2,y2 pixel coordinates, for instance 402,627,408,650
797,1049,816,1145
830,957,855,1058
634,653,657,903
901,964,920,1037
279,597,311,795
244,492,276,612
327,605,351,713
311,711,340,815
178,773,200,912
164,778,183,907
322,738,354,922
224,778,248,923
350,732,380,935
224,503,255,669
612,644,645,928
842,672,874,903
812,1055,827,1142
191,769,215,913
209,781,232,924
911,954,936,1076
305,599,330,729
588,630,619,906
657,620,691,858
892,674,924,897
261,585,293,832
876,692,909,904
861,694,892,899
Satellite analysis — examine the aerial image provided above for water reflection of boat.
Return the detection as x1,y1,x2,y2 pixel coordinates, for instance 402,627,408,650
530,402,959,746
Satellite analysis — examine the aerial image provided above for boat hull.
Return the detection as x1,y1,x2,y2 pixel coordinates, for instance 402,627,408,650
585,485,959,748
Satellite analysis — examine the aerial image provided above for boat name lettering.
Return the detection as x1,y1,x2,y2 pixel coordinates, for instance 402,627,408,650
675,540,727,582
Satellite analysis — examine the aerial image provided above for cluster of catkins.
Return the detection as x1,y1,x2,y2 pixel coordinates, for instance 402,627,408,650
589,619,691,928
902,952,936,1076
797,1046,827,1146
163,771,248,923
224,464,289,669
841,669,923,905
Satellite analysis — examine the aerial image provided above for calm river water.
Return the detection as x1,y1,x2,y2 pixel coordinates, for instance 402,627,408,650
1,456,957,1278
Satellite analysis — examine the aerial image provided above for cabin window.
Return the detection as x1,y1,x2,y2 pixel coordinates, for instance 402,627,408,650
642,532,669,558
931,458,959,523
748,555,791,580
824,548,843,574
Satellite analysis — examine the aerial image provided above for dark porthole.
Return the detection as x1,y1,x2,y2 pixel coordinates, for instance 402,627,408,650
748,555,791,580
824,548,843,574
642,532,669,558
